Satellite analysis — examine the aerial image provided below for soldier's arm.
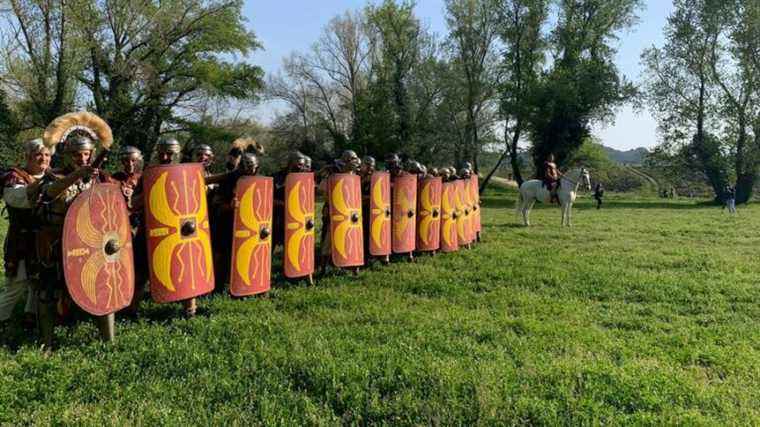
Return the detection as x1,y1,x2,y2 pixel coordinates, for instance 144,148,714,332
45,168,89,199
4,183,31,209
206,171,237,185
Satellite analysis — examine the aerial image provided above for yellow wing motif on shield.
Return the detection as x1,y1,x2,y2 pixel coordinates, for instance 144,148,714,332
370,178,389,248
418,181,433,245
394,189,412,241
286,182,307,273
442,186,454,246
235,183,267,287
331,179,351,259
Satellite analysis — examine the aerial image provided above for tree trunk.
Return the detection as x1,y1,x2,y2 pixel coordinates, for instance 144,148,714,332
735,172,755,204
479,122,523,194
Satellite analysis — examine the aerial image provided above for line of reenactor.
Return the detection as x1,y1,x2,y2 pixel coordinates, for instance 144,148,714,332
0,112,482,350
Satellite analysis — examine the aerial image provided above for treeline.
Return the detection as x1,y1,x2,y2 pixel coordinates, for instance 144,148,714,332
642,0,759,203
0,0,264,165
266,0,640,190
6,0,754,201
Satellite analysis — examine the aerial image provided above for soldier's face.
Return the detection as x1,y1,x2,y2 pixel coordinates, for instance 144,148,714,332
28,147,51,174
196,152,213,167
226,154,241,171
158,151,174,164
121,155,140,174
73,150,92,167
291,158,307,172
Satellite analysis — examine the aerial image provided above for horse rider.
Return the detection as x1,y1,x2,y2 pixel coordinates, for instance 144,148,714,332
543,154,560,204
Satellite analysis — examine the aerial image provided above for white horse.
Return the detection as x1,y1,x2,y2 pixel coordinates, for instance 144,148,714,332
516,167,591,227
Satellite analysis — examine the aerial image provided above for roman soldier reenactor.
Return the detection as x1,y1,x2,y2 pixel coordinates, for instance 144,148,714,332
317,150,362,273
143,137,201,318
206,153,261,291
111,146,146,317
273,151,310,250
0,139,50,328
35,114,115,349
359,155,376,261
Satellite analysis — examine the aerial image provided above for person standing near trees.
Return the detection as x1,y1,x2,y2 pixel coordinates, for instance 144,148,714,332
0,139,50,328
724,184,736,214
593,183,604,210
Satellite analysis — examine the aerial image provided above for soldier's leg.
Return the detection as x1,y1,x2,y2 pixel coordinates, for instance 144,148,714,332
95,313,115,342
36,277,57,350
0,275,28,322
182,298,197,318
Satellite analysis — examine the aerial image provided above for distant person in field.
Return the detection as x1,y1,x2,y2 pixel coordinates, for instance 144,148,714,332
542,153,560,204
593,183,604,209
724,184,736,214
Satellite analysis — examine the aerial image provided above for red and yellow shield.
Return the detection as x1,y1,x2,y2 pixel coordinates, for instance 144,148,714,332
470,175,481,234
440,182,459,253
284,173,315,279
455,180,473,246
63,183,134,316
143,163,214,303
328,174,364,267
369,172,391,256
416,177,442,252
392,174,417,254
230,176,273,297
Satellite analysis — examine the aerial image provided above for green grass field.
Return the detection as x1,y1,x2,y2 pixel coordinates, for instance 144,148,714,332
1,189,759,425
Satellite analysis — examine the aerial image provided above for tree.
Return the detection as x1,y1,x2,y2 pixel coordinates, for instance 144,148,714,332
365,0,422,155
0,88,21,165
642,0,760,201
528,0,640,174
267,11,371,155
481,0,548,191
444,0,500,173
0,0,82,129
71,0,263,154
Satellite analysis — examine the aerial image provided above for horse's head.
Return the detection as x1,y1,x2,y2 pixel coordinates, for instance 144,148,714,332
581,168,591,191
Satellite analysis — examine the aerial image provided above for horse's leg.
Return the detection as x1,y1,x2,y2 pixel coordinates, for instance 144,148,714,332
526,200,535,226
567,203,572,227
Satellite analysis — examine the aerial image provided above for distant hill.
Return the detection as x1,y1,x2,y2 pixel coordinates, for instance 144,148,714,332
602,146,649,165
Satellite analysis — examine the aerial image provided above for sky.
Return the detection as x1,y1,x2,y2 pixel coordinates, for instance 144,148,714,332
244,1,675,151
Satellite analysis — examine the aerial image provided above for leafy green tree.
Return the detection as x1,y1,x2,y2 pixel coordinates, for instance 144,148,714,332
528,0,640,174
71,0,264,155
0,89,21,166
481,0,548,190
444,0,500,172
365,0,421,155
0,0,82,129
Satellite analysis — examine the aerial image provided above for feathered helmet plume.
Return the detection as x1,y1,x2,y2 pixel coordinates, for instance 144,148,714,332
229,137,264,156
43,112,113,154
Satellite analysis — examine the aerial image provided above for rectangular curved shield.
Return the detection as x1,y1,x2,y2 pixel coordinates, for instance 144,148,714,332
328,174,364,267
440,182,459,253
369,172,391,256
230,176,273,296
63,183,134,316
416,177,442,252
470,175,481,234
392,174,417,254
455,179,473,246
284,173,315,279
143,163,214,303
